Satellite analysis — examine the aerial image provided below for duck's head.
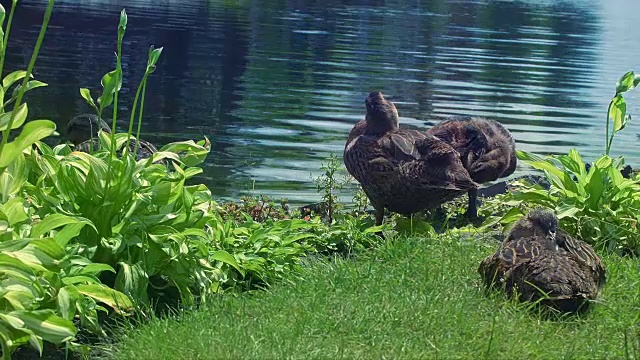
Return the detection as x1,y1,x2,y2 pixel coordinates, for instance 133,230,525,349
364,91,399,134
508,208,558,244
66,114,111,145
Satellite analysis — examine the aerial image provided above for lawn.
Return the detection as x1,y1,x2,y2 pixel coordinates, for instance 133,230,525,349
106,232,640,359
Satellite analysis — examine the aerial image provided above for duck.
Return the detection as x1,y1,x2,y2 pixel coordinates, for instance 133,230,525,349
478,209,606,313
426,116,516,218
343,92,479,226
66,114,158,161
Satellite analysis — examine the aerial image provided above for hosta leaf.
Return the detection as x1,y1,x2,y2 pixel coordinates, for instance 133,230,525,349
114,262,149,305
0,253,35,281
61,275,102,285
9,80,48,103
615,71,636,94
158,137,211,167
0,102,28,131
0,149,27,196
12,310,76,344
57,286,80,321
77,263,116,276
97,69,119,109
79,88,97,110
609,94,627,133
76,284,134,314
2,70,31,90
212,250,245,276
30,214,94,239
6,239,65,271
0,197,28,226
556,203,582,219
0,120,57,168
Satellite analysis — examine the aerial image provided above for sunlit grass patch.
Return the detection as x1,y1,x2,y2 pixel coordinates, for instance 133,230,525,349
107,234,640,359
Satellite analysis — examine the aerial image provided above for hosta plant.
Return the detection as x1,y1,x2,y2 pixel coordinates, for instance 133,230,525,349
483,71,640,255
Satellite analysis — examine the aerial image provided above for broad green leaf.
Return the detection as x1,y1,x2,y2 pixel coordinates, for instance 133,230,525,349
2,70,31,90
114,262,149,305
158,137,211,167
500,207,526,228
0,120,56,168
0,102,28,131
148,46,163,68
13,310,76,344
0,197,27,225
30,214,93,239
97,69,119,109
615,71,635,94
77,263,115,276
556,203,582,219
57,286,80,320
0,253,35,281
594,155,613,169
76,284,133,314
7,238,65,271
79,88,97,110
0,149,27,196
8,80,48,103
212,250,245,276
61,275,101,285
609,95,627,132
53,222,95,248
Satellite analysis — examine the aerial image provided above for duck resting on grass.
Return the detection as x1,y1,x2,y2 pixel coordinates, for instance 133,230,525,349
478,209,606,313
343,92,479,226
426,116,516,218
66,114,158,161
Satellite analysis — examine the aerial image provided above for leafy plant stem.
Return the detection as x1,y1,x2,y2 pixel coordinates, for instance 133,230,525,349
0,0,18,105
103,9,126,199
134,80,148,160
0,0,55,175
605,97,613,156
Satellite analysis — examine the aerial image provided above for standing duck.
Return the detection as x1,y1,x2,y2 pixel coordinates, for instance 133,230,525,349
344,92,479,226
478,209,606,313
426,117,516,218
66,114,158,160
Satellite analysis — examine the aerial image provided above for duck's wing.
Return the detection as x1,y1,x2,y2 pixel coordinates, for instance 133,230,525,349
413,136,478,190
498,237,544,265
377,129,427,161
507,252,600,311
557,229,606,285
479,237,545,289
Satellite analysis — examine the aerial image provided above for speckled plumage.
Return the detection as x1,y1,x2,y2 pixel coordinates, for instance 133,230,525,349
478,209,606,313
66,114,158,161
344,92,479,226
427,116,516,217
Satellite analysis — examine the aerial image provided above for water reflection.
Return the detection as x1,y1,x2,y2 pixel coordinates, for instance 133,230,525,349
3,0,639,204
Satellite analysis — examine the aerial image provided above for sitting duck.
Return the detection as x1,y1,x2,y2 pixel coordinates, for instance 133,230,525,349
426,116,516,218
478,209,606,313
66,114,158,161
343,92,478,226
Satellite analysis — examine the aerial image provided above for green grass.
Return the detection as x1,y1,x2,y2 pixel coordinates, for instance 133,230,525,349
107,232,640,359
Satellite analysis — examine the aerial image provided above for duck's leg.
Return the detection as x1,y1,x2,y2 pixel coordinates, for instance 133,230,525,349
373,205,385,238
465,188,478,218
374,205,384,226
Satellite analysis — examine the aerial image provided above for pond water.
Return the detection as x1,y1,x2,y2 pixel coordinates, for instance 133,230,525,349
4,0,640,205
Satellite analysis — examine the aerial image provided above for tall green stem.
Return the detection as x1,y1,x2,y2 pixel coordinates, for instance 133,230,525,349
0,0,18,105
0,0,55,164
605,99,613,156
133,79,148,159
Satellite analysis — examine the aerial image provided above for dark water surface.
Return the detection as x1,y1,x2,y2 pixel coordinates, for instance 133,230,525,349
4,0,640,204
